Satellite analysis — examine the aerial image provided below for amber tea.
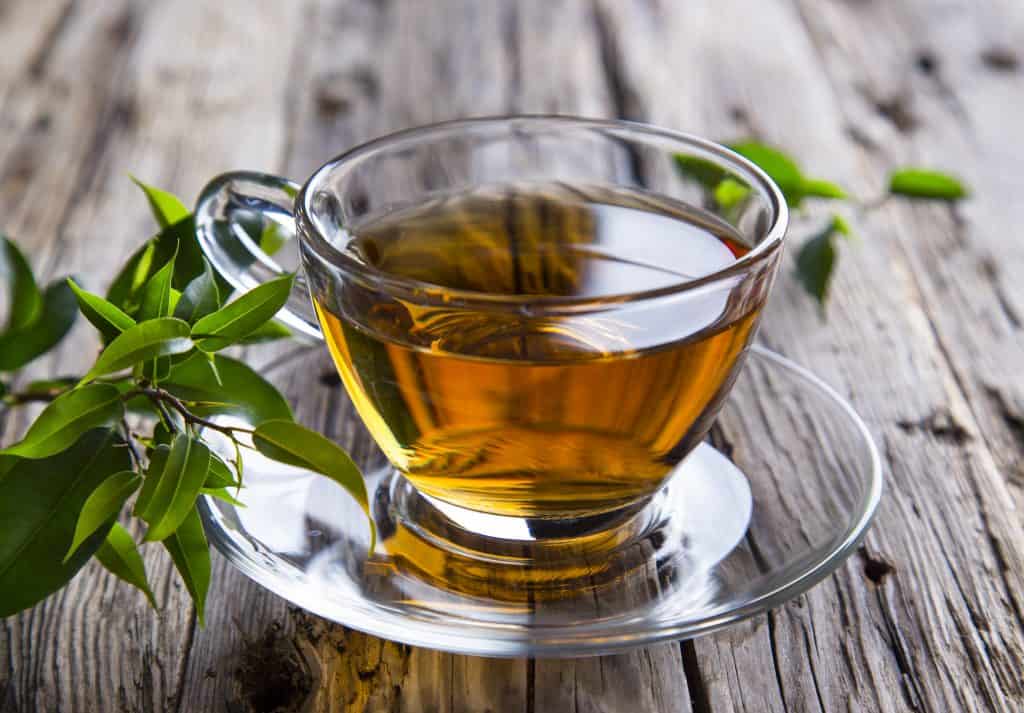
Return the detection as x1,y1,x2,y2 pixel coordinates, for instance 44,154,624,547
313,184,764,519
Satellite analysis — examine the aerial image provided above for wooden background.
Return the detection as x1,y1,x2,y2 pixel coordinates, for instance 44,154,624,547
2,1,1023,711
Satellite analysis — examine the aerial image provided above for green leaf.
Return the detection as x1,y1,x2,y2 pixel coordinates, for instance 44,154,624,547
713,179,751,210
729,142,805,206
795,215,850,307
163,507,210,626
138,252,176,320
0,429,131,617
107,217,214,312
80,317,192,383
68,279,136,343
832,214,853,238
191,274,295,352
131,177,190,229
164,353,293,424
673,154,728,188
205,453,239,489
238,319,292,344
65,469,141,562
135,444,170,516
1,237,42,331
173,258,222,324
800,178,847,200
139,354,173,384
0,279,78,372
106,240,157,312
252,419,372,546
136,433,211,542
94,522,156,608
202,487,246,507
1,384,125,459
888,168,967,200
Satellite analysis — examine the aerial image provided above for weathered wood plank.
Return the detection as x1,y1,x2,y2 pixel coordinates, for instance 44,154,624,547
0,1,303,711
595,0,1024,711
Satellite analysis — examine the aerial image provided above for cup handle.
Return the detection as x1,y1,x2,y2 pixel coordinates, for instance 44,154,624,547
194,171,324,342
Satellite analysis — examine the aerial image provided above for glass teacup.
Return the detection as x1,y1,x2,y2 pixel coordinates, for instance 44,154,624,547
196,116,787,546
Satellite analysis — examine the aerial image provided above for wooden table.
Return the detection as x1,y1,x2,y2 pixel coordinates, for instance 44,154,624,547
2,1,1023,711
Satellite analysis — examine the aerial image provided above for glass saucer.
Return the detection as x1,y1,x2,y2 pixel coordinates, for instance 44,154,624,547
200,345,882,658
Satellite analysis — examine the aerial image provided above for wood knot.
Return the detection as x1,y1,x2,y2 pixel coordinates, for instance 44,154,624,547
234,626,312,713
981,47,1019,72
915,50,938,75
896,409,971,445
859,546,895,585
315,68,379,118
873,95,918,133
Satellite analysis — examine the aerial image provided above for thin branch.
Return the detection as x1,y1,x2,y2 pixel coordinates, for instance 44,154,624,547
119,418,143,470
126,387,254,438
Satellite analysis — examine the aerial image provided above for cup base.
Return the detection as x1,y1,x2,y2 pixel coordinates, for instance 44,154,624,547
307,446,749,606
373,447,751,602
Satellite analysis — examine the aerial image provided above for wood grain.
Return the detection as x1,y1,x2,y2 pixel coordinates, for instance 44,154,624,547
2,0,1022,711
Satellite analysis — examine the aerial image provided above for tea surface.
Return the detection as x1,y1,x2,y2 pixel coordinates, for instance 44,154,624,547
315,184,762,517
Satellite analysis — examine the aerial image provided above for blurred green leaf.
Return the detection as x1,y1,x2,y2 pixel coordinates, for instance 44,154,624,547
173,258,222,324
131,177,190,229
673,154,727,188
888,168,967,200
729,141,846,208
164,353,293,424
68,279,136,343
801,178,847,200
730,142,804,205
0,429,131,617
713,179,751,210
163,507,210,626
1,237,42,331
253,419,372,546
94,522,157,608
0,279,77,372
136,433,210,542
65,469,141,562
795,215,852,307
192,274,294,352
81,318,192,383
1,384,125,459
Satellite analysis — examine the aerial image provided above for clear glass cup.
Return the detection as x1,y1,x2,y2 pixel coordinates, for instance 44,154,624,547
196,117,787,536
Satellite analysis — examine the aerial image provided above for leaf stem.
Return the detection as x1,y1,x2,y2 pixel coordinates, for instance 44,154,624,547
119,418,143,469
125,387,255,438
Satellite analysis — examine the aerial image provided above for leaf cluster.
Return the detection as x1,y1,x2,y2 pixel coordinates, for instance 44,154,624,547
675,144,968,309
0,181,370,621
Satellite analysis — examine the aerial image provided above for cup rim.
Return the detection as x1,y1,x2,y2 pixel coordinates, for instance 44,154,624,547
296,115,789,310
